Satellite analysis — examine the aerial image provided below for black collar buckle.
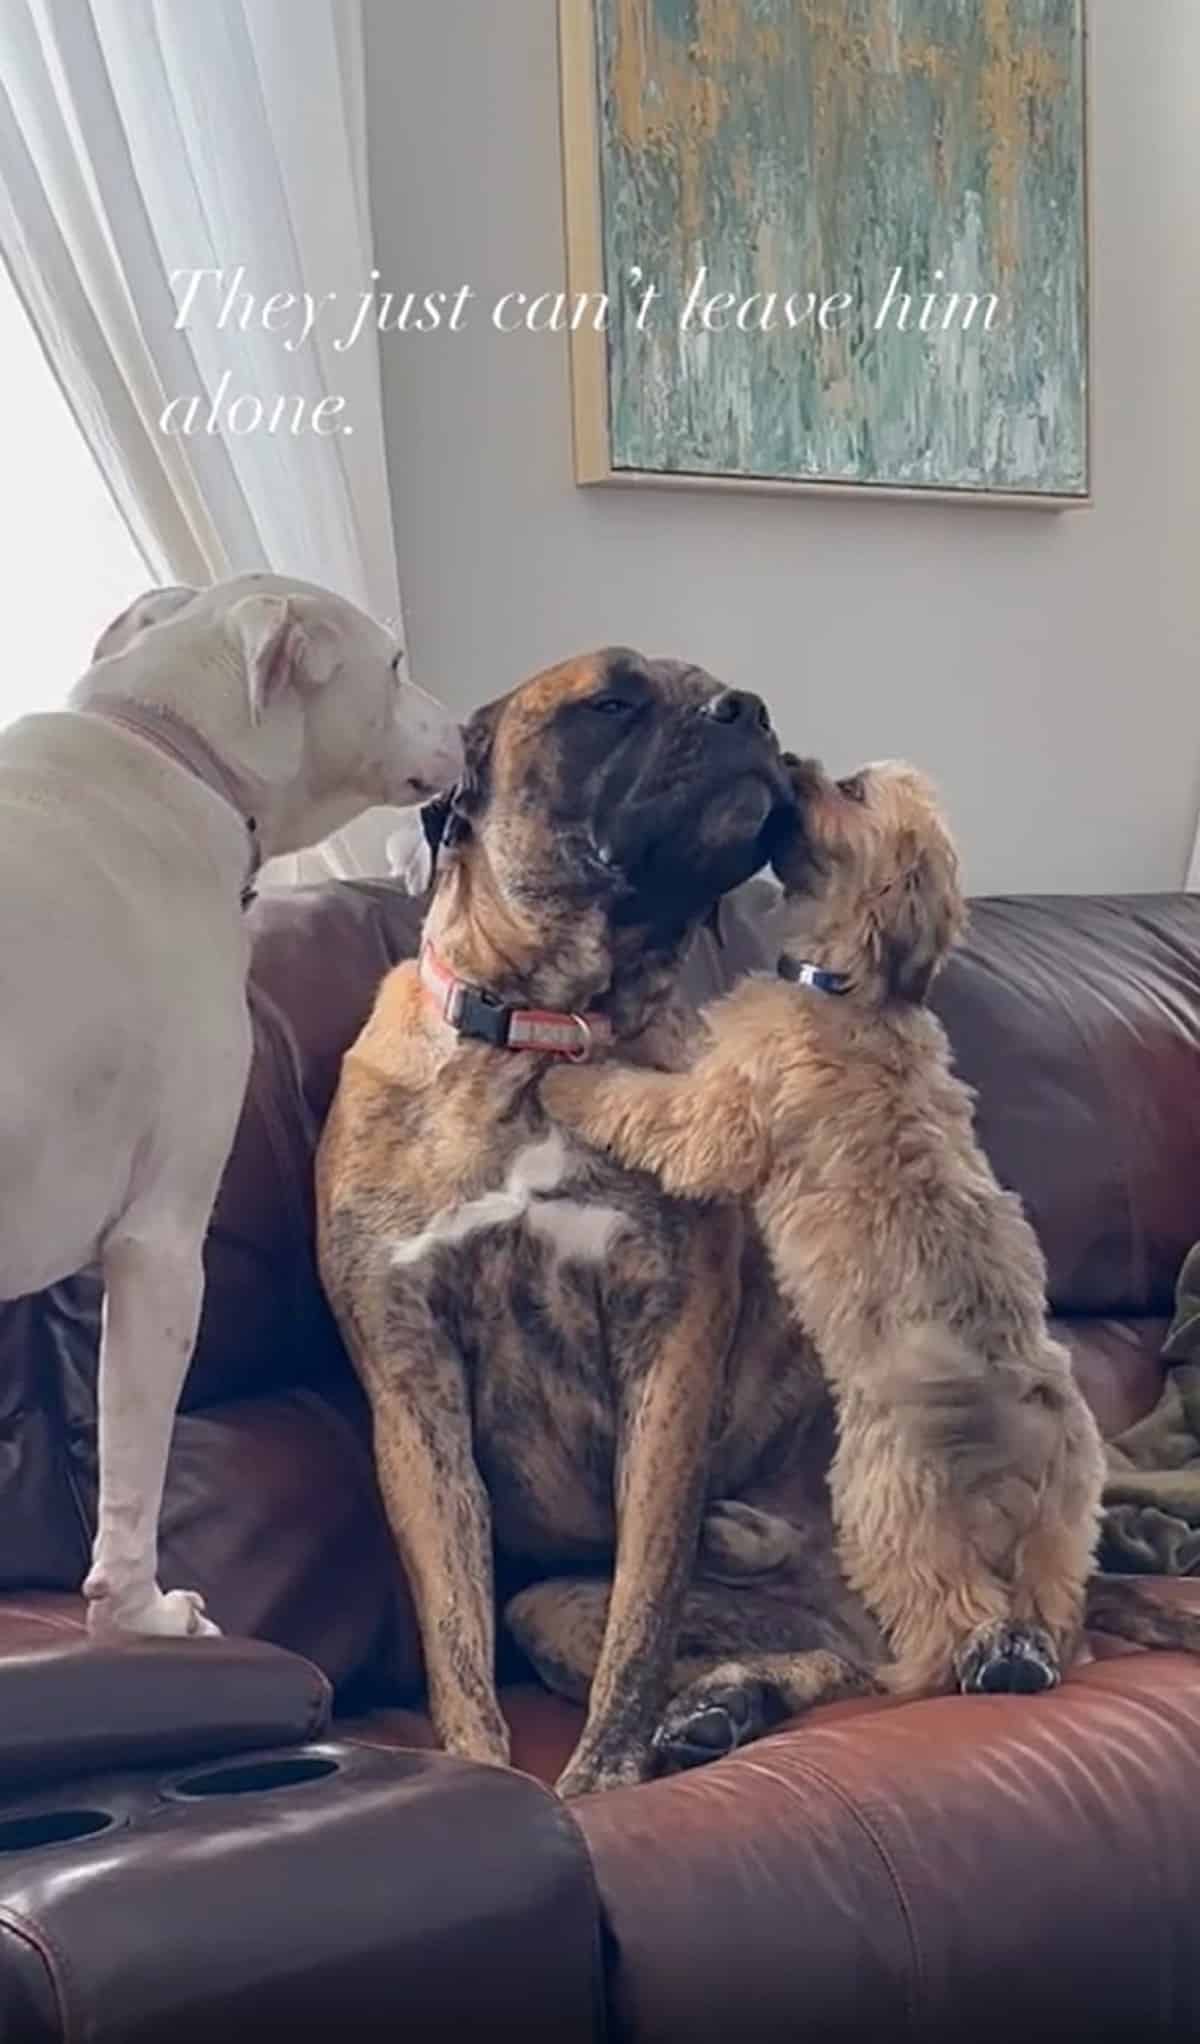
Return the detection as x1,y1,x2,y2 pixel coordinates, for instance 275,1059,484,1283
452,984,514,1047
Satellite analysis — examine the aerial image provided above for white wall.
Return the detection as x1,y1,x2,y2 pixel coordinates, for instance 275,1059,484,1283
364,0,1200,894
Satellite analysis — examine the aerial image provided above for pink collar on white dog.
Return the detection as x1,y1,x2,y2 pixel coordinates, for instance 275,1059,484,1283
419,943,612,1060
86,698,261,907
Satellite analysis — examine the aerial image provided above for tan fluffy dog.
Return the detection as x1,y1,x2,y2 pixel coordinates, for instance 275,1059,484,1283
547,760,1196,1698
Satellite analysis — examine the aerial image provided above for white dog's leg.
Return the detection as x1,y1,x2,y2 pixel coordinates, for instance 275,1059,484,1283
83,1228,220,1639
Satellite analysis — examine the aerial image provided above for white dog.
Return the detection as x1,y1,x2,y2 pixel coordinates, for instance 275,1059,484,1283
0,573,463,1640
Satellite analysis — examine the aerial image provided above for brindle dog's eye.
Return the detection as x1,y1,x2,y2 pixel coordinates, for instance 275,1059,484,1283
590,695,636,716
837,774,866,802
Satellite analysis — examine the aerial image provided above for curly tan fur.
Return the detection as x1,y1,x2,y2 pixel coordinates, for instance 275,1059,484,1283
546,760,1111,1697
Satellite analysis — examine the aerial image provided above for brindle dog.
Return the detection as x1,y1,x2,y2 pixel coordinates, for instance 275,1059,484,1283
316,650,881,1796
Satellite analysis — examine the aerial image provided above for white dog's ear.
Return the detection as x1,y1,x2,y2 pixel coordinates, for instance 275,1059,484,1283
230,594,338,725
92,584,197,663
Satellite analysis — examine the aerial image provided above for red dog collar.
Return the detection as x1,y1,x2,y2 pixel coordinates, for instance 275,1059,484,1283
420,944,612,1061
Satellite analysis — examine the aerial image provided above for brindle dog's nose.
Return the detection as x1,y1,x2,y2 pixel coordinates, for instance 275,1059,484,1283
705,688,772,732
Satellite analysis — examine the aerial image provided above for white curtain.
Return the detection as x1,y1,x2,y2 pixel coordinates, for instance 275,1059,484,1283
0,0,406,881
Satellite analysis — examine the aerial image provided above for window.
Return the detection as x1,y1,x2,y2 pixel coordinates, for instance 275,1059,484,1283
0,258,148,725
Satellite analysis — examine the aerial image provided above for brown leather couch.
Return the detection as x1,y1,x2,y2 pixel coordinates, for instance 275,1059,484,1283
3,882,1200,2041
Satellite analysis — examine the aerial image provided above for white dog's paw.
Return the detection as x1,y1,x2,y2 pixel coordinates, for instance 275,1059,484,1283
155,1588,221,1638
86,1585,221,1641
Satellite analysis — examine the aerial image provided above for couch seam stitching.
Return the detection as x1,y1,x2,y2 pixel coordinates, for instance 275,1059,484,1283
756,1751,924,2033
305,1663,333,1737
0,1905,75,2043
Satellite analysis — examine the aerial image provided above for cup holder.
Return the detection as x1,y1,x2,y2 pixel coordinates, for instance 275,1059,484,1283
0,1809,115,1855
171,1754,340,1800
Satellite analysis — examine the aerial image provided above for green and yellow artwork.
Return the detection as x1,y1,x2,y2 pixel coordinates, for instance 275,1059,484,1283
562,0,1089,502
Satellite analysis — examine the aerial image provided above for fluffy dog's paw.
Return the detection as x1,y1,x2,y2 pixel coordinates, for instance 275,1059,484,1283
86,1586,221,1641
540,1065,605,1128
652,1671,770,1773
956,1622,1060,1696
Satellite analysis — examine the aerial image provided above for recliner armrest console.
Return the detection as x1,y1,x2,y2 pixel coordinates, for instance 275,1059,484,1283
0,1634,330,1793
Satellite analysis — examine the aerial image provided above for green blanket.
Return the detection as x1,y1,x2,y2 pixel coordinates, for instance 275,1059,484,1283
1101,1242,1200,1575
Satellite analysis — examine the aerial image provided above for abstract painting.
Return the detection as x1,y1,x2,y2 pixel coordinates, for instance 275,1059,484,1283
560,0,1089,504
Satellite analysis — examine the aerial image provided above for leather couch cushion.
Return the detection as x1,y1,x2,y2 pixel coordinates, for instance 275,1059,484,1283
0,1386,420,1697
343,1683,587,1789
932,897,1200,1316
572,1645,1200,2044
0,1297,91,1590
1051,1315,1170,1438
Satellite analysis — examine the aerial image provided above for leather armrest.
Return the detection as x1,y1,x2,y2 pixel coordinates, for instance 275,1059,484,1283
0,1633,330,1793
576,1654,1200,2043
0,1743,602,2042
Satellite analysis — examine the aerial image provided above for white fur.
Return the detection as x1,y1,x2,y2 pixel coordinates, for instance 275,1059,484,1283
0,572,463,1641
527,1198,626,1262
393,1130,626,1268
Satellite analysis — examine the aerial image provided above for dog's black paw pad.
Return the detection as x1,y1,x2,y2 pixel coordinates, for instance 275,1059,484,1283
685,1706,742,1751
957,1625,1061,1697
652,1680,764,1773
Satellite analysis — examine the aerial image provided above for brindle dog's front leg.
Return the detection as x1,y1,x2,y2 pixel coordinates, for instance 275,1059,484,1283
543,1063,767,1201
360,1340,509,1767
555,1216,740,1798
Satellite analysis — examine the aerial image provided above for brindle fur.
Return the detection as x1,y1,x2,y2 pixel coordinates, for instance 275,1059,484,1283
317,652,882,1795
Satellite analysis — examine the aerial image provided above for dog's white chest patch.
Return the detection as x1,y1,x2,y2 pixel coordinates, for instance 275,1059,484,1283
392,1130,627,1269
526,1196,625,1262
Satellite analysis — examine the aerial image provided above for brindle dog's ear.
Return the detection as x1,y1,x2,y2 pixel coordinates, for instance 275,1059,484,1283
389,703,501,894
441,697,502,848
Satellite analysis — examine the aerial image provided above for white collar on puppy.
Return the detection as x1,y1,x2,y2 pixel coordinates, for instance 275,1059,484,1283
776,955,850,995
